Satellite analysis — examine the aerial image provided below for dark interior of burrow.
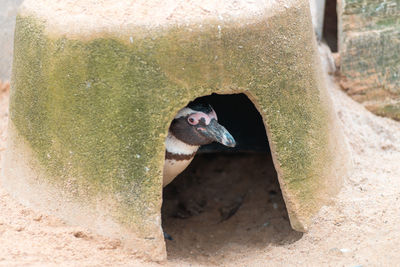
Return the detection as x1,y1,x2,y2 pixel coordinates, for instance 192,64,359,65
162,93,302,261
323,0,337,52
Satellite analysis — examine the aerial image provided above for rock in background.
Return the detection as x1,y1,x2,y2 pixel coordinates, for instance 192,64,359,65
338,0,400,121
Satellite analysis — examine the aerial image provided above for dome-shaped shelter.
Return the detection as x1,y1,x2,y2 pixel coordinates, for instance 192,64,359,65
2,0,351,261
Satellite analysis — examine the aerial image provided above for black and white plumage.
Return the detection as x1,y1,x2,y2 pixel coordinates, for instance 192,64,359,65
163,102,236,187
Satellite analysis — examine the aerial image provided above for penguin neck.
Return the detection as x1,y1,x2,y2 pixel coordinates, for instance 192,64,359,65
165,131,199,160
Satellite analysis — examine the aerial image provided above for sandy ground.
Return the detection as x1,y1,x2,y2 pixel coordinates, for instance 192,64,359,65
162,152,302,265
0,59,400,267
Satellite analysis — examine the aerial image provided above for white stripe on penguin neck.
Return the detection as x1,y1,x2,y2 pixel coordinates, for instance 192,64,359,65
165,131,199,155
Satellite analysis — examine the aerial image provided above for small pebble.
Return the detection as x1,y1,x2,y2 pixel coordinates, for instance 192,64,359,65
73,231,88,238
340,248,350,253
15,226,25,232
33,215,43,222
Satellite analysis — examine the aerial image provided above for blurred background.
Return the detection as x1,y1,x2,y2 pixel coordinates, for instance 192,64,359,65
0,0,23,81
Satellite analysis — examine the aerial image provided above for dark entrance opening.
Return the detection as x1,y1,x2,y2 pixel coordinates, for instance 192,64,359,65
323,0,338,52
162,93,302,261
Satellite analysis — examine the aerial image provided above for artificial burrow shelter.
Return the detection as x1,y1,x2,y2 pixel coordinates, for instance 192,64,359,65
2,0,351,261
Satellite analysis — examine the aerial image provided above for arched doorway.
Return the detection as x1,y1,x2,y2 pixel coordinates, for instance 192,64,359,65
162,93,302,261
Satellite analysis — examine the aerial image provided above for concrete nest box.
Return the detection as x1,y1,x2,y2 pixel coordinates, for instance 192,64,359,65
2,0,350,261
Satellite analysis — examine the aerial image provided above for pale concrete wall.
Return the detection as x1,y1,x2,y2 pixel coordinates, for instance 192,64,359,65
0,0,24,81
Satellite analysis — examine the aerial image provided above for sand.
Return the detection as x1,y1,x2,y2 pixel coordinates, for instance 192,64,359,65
0,52,400,266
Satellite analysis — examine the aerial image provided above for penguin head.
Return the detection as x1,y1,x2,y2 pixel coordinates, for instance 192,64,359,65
169,101,236,147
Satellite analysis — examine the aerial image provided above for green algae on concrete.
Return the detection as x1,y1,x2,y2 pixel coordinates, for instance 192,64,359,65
2,0,350,260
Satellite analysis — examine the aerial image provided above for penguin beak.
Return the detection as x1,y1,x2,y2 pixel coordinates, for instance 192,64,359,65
197,119,236,147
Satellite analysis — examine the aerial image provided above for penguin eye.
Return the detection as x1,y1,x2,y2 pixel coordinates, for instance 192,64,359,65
188,116,198,125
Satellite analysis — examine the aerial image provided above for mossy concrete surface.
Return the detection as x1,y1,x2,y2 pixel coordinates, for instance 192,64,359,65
1,0,350,260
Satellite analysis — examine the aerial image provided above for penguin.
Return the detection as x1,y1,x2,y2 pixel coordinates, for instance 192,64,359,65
163,101,236,187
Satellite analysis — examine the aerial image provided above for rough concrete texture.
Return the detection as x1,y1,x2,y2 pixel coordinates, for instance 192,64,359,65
0,0,24,81
338,0,400,120
1,0,350,261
